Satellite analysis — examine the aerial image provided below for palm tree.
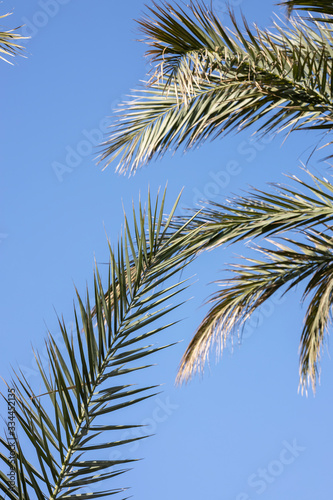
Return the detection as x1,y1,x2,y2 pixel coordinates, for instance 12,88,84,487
98,0,333,392
3,1,333,498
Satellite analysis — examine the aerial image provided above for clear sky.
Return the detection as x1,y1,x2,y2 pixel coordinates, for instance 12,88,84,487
1,0,333,499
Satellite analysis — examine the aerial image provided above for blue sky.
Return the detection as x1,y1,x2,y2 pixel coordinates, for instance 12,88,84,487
1,0,333,498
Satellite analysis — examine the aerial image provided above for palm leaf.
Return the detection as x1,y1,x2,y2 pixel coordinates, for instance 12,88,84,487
158,170,333,391
0,188,196,499
99,1,333,173
280,0,333,19
171,171,333,255
177,230,333,393
0,13,26,64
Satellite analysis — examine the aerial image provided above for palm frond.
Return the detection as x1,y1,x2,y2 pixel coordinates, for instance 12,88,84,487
280,0,333,19
0,188,196,499
172,171,333,254
177,231,333,392
157,170,333,390
0,13,26,64
99,1,333,173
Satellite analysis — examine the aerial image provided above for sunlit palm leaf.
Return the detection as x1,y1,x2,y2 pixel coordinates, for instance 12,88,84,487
159,171,333,390
100,1,333,173
177,231,333,393
0,188,196,499
0,13,26,64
